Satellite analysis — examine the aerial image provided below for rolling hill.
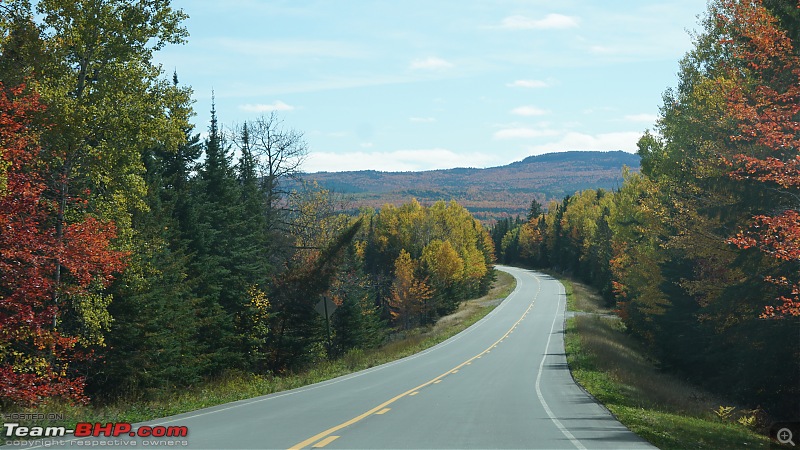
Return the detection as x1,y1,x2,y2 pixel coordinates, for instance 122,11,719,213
296,150,640,222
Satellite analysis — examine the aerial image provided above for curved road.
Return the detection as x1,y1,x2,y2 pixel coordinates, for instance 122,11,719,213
33,266,655,449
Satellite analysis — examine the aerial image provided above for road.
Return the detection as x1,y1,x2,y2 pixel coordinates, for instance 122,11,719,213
29,266,655,449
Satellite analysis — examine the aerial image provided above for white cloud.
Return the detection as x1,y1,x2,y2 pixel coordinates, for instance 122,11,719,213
507,79,549,88
410,117,437,123
499,14,579,30
210,38,368,59
511,106,548,116
410,57,454,70
494,127,559,139
305,149,498,172
239,101,295,112
524,131,643,154
360,142,374,148
625,113,658,123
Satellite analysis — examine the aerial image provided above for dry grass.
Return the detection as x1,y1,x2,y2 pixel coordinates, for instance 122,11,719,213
433,270,515,331
570,280,612,314
574,315,721,417
561,275,771,449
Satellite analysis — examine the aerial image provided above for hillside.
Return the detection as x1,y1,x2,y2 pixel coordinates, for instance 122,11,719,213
297,150,640,222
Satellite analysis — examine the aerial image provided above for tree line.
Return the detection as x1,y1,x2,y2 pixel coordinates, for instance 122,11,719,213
0,0,494,406
494,0,799,420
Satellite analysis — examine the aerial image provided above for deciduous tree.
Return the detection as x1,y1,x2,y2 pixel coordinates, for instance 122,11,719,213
717,0,800,317
0,84,124,405
388,250,433,330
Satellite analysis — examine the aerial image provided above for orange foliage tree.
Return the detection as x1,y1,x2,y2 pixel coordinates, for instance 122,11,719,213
718,0,800,317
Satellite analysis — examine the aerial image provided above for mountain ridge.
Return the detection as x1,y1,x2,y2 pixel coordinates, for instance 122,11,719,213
297,150,640,222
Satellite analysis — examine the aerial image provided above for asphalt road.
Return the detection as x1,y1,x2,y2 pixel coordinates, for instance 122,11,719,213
27,266,656,450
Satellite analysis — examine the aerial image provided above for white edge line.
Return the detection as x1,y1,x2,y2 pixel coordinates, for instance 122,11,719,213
534,275,587,450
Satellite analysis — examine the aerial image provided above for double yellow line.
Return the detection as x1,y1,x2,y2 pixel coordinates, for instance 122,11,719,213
289,274,539,449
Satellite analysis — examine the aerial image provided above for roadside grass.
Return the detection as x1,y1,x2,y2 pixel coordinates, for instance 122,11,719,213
11,270,516,430
545,271,612,314
558,274,772,450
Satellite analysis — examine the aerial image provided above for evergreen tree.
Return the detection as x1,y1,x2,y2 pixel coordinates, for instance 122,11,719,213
94,149,200,398
527,198,544,222
186,99,243,373
329,251,385,358
268,220,363,371
232,122,273,368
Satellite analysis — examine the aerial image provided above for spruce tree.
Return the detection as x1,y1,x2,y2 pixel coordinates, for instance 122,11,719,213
93,146,201,399
232,123,273,368
186,99,243,373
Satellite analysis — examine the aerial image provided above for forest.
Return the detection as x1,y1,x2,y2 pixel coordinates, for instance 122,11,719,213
0,0,495,406
1,0,797,430
494,0,799,420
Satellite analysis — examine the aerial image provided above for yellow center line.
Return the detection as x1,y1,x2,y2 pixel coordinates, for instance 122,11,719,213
409,391,419,396
433,380,442,384
288,276,540,449
311,436,339,448
375,408,391,415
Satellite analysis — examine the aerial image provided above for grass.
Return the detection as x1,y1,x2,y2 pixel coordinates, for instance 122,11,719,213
557,274,774,450
546,271,613,314
8,269,517,431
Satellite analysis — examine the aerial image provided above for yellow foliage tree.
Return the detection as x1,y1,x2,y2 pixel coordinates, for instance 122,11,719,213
421,240,464,286
389,250,432,329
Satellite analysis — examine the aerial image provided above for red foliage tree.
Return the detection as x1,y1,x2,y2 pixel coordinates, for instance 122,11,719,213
0,83,125,406
718,0,800,318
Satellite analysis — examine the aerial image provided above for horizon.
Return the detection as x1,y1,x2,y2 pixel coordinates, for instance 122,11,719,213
155,1,702,173
301,149,640,175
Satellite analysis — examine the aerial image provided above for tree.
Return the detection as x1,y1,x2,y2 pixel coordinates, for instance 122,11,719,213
717,0,800,318
0,84,124,406
9,0,192,241
0,0,193,395
232,112,308,235
328,248,385,358
388,250,432,330
421,240,464,318
184,102,244,373
268,219,363,371
527,198,544,222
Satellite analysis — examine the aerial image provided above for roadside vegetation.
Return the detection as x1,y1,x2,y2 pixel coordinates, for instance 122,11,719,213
7,271,515,430
493,0,798,425
559,273,773,450
1,1,497,410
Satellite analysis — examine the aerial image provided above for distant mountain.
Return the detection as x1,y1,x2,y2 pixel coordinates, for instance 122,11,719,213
297,150,640,223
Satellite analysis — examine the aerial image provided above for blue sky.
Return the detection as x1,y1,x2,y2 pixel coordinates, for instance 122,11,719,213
154,0,705,172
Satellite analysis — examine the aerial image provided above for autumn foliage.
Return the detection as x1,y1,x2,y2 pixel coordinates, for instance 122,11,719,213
493,0,799,418
718,0,800,317
0,84,125,406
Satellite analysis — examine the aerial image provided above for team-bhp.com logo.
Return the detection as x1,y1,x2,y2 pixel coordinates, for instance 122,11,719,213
4,422,188,439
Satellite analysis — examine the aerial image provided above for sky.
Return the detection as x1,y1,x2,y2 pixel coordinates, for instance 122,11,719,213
154,0,706,173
